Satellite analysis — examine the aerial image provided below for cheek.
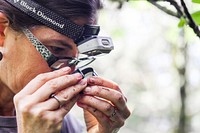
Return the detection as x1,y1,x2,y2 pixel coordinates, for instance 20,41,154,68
2,33,52,93
13,60,51,93
21,45,51,74
9,44,51,92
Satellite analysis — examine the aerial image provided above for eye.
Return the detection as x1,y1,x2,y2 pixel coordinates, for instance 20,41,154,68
49,46,64,53
45,44,74,57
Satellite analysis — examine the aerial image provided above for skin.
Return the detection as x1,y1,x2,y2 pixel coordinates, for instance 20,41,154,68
0,12,131,133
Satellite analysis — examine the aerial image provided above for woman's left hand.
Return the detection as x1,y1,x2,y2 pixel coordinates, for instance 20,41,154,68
77,76,131,133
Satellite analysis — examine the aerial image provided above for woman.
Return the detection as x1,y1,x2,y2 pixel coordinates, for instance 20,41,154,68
0,0,131,133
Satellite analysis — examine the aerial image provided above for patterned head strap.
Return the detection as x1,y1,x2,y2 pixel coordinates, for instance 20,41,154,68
5,0,100,44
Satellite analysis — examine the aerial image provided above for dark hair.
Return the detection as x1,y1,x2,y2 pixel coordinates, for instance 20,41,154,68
0,0,102,31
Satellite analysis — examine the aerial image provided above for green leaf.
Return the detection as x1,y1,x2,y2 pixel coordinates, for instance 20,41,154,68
192,0,200,4
177,11,200,27
178,17,186,27
191,11,200,25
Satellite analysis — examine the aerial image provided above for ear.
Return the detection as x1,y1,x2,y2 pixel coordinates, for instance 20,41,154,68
0,12,9,47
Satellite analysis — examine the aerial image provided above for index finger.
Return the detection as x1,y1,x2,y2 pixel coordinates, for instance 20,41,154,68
18,67,71,96
87,76,122,93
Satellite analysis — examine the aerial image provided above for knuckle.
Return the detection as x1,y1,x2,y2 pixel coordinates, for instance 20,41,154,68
41,115,62,132
35,73,49,83
115,93,123,100
46,80,59,90
92,86,101,95
98,79,104,86
105,104,113,113
18,105,29,113
125,109,131,119
29,108,44,117
43,114,57,123
70,85,77,92
62,75,76,85
18,101,31,113
14,96,31,112
115,93,125,104
59,90,69,100
118,120,125,127
64,75,71,81
67,86,79,98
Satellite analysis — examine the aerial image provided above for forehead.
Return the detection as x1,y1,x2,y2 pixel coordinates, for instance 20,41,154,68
30,16,90,38
30,26,73,43
31,26,68,39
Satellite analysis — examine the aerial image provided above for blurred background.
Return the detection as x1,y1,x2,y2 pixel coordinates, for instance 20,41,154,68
72,0,200,133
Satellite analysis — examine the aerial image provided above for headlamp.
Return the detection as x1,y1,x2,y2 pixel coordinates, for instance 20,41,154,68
78,36,114,56
5,0,114,57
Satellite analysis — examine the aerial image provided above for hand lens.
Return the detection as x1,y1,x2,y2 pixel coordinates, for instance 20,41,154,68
73,67,98,79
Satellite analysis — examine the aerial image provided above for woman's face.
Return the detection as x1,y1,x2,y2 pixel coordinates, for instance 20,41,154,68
1,18,87,93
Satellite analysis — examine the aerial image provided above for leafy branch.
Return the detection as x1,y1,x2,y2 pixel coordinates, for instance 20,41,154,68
180,0,200,37
109,0,200,38
107,0,200,133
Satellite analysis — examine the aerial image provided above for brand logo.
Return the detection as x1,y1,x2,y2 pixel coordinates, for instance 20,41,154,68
18,0,65,29
14,0,20,3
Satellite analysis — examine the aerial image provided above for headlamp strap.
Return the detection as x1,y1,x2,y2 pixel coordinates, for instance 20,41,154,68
5,0,84,42
22,28,58,66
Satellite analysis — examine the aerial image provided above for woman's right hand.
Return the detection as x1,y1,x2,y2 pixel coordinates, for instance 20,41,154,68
14,67,87,133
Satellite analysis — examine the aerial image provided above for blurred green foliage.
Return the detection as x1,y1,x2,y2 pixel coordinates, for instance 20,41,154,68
97,0,200,133
192,0,200,4
108,0,200,38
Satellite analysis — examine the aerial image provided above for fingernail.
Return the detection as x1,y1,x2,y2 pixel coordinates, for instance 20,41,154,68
89,77,95,84
78,79,87,85
83,87,91,93
74,73,83,80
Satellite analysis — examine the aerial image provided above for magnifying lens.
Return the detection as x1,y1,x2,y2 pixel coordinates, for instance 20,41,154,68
74,67,98,79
